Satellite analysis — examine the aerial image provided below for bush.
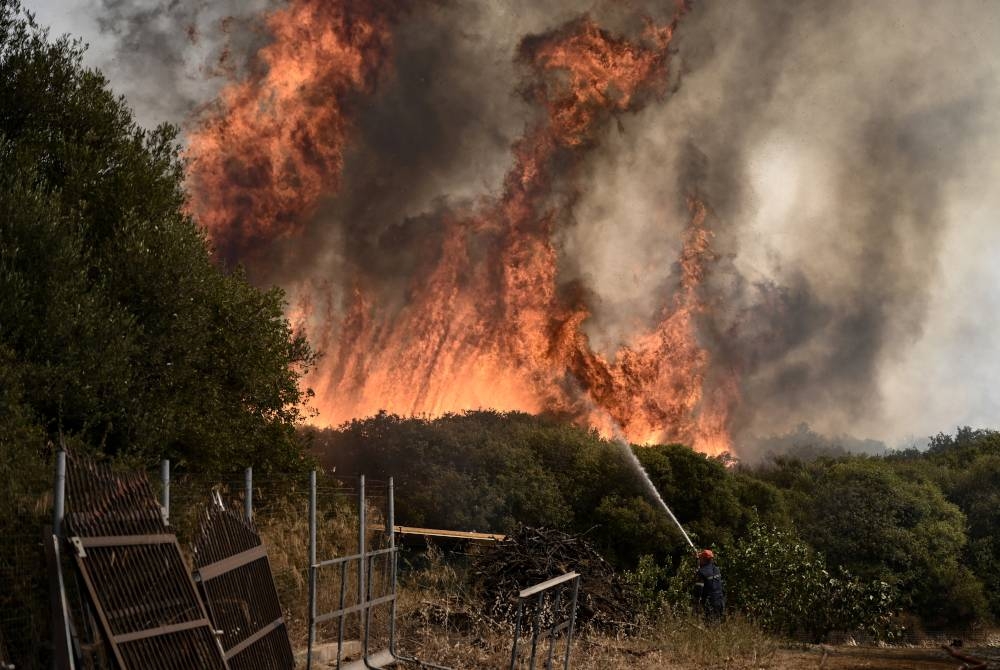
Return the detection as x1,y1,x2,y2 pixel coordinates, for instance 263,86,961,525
724,522,897,642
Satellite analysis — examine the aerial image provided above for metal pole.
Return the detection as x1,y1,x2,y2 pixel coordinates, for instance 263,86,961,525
51,450,77,670
387,477,395,547
358,474,366,651
528,592,543,668
546,587,564,669
509,599,524,670
336,562,348,670
307,470,317,670
244,466,253,520
160,459,170,524
563,577,580,670
388,477,397,653
53,451,66,537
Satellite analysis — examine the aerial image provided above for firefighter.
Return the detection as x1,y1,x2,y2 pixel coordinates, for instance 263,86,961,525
693,548,725,621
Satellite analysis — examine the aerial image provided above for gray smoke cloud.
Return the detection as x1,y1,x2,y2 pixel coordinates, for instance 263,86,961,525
564,0,1000,455
25,0,1000,455
24,0,275,129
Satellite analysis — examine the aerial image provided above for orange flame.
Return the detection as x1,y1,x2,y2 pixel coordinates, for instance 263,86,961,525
188,1,739,455
186,0,411,263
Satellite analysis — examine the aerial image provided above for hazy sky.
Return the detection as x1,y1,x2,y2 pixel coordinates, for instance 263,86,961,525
20,0,1000,449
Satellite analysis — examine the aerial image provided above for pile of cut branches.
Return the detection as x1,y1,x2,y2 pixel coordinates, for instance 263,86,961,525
470,526,636,631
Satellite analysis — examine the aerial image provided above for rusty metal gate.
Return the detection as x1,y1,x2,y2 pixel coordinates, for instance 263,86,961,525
64,454,228,669
192,502,294,670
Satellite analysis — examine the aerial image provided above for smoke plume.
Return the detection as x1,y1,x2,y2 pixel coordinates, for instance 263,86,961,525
119,0,998,457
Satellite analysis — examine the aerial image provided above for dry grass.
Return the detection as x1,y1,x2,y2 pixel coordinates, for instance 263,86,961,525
256,493,368,648
389,545,779,669
396,612,779,669
251,502,779,668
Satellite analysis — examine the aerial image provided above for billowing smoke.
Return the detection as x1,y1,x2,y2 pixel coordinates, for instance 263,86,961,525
62,0,1000,457
626,0,1000,453
72,0,278,129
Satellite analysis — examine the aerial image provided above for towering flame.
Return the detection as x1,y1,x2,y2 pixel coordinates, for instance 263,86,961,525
187,0,738,455
186,0,412,263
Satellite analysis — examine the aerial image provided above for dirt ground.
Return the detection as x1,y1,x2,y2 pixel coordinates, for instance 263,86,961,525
774,645,978,669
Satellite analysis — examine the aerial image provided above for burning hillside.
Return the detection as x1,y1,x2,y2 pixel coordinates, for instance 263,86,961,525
182,0,984,456
186,0,737,454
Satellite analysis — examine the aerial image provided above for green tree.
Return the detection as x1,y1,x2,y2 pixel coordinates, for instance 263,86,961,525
723,522,897,641
0,0,315,473
797,459,985,627
636,444,789,550
931,448,1000,619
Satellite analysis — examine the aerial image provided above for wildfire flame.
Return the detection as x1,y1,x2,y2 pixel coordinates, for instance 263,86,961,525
187,0,738,455
186,0,411,263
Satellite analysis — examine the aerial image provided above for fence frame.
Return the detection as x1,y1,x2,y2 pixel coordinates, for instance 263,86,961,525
307,474,450,670
63,453,229,670
192,502,295,669
508,572,581,670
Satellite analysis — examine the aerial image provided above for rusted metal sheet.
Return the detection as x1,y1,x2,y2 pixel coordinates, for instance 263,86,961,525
65,454,228,670
192,504,294,670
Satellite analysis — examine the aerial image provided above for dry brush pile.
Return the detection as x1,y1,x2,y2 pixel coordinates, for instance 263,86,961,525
470,526,637,631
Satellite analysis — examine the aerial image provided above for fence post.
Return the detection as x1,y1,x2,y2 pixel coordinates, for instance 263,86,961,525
159,459,170,523
307,470,317,670
244,466,253,520
50,449,77,670
53,450,66,537
358,474,366,644
564,577,580,670
387,477,397,652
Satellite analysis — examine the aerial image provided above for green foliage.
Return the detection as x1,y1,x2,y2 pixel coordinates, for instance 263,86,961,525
0,0,314,474
316,414,999,631
795,460,984,628
623,554,673,620
901,430,1000,620
311,411,687,565
723,522,897,642
636,444,790,549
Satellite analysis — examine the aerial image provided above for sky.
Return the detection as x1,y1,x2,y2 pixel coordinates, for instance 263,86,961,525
20,0,1000,450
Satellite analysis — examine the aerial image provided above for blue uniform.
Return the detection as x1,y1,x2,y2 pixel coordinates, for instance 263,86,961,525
694,562,725,620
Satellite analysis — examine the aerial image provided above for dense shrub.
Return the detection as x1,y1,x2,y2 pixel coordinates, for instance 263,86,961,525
723,522,897,642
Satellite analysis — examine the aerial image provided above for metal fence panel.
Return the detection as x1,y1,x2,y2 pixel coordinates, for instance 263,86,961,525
192,504,294,670
65,454,228,670
509,572,581,670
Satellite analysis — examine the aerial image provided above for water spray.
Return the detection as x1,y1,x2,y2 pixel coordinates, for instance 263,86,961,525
615,439,698,556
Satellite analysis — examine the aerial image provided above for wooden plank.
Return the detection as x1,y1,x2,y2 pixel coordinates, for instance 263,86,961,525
370,524,506,542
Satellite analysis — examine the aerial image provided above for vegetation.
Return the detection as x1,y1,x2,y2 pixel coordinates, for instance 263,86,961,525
0,0,314,476
311,412,1000,637
0,4,314,664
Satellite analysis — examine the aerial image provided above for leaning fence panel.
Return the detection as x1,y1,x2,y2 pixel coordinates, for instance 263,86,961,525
64,453,228,670
508,572,581,670
192,503,295,670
